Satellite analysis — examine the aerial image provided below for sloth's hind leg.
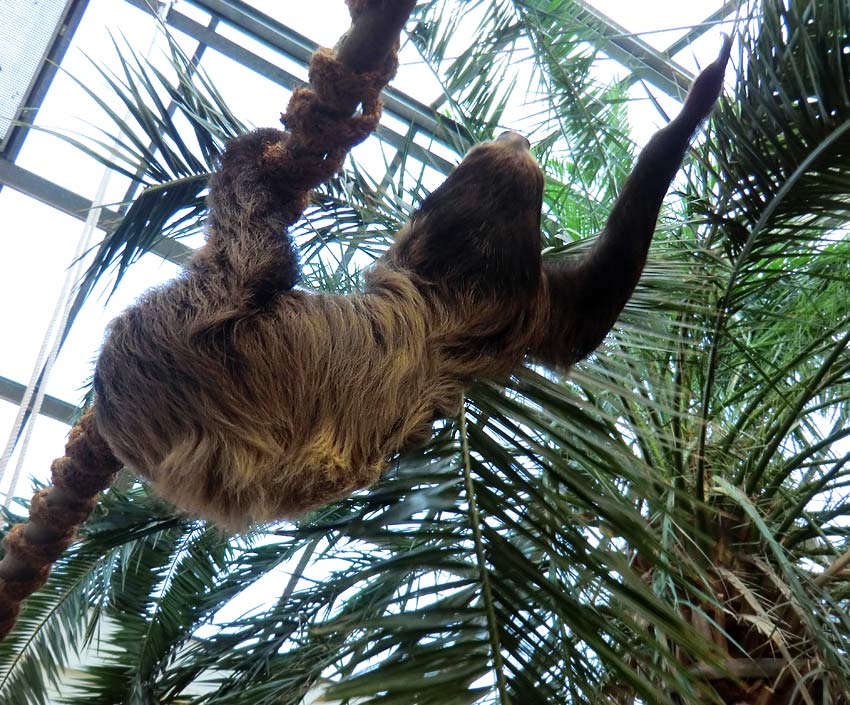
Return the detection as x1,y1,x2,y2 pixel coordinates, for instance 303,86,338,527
193,128,302,302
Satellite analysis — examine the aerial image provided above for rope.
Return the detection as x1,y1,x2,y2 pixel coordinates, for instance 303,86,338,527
0,410,120,637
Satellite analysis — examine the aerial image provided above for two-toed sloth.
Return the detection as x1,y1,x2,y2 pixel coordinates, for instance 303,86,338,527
94,38,731,528
0,0,730,638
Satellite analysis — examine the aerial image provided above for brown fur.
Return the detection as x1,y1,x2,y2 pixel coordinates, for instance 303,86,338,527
93,138,549,527
92,27,730,527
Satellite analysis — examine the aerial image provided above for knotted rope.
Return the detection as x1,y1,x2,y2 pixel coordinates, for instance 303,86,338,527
0,411,120,637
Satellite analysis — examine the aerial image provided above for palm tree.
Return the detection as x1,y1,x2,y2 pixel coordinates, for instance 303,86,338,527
1,0,849,703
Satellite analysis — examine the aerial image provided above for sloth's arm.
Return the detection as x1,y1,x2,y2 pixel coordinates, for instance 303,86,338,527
192,0,416,305
530,37,731,369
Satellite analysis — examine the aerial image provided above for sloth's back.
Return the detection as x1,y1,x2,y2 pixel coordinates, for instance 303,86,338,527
93,269,455,527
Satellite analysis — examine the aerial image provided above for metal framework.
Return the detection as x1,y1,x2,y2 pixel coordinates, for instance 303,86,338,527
0,0,737,423
0,0,90,160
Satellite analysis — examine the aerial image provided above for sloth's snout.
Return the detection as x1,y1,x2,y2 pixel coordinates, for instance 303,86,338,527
496,131,531,151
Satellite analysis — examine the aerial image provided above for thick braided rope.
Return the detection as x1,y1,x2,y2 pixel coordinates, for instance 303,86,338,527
0,410,120,638
270,37,399,226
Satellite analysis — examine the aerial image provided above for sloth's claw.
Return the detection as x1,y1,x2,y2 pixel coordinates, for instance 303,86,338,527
681,34,732,124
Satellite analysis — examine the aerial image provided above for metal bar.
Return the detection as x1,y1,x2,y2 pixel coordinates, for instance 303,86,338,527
190,0,318,65
0,376,77,425
617,1,740,95
572,0,695,99
663,1,739,59
0,158,192,265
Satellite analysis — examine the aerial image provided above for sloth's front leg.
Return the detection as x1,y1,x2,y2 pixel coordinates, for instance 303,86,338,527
530,36,732,369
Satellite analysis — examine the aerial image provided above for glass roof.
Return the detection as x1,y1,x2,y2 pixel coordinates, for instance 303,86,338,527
0,0,735,499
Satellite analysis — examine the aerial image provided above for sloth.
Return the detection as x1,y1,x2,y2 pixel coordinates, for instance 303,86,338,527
0,0,731,639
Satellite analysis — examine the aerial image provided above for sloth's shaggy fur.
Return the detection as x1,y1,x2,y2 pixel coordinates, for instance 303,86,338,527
93,36,732,528
93,134,550,527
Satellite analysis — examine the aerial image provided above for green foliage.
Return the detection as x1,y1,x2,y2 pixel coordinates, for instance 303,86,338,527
2,1,850,704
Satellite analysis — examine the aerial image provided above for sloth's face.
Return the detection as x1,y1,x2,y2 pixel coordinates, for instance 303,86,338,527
416,132,544,233
392,133,544,293
458,132,544,209
494,130,532,150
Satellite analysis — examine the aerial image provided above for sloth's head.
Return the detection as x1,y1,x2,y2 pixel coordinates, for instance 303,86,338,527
422,131,545,223
386,132,545,295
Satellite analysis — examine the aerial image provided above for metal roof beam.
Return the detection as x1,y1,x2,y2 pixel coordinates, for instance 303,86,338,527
573,0,694,99
663,1,739,59
615,1,740,94
0,376,77,425
1,0,90,163
0,158,192,266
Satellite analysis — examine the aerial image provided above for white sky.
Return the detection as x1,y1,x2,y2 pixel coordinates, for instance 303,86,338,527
0,0,734,501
